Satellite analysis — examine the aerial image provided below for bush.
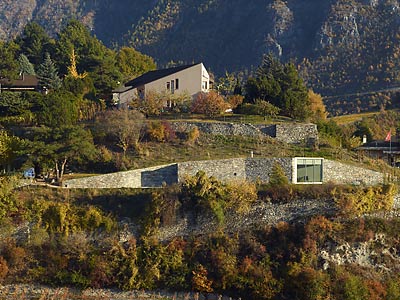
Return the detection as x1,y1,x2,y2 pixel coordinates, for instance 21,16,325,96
269,162,289,187
0,256,8,282
186,126,200,145
334,184,397,216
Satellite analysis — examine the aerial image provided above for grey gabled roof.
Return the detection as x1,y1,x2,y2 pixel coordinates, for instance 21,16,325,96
124,63,198,89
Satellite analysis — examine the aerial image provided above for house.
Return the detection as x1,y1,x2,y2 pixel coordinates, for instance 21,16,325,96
356,136,400,166
0,74,40,92
112,62,211,108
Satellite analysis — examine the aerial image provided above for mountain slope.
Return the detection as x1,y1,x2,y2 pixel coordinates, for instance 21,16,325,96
2,0,400,114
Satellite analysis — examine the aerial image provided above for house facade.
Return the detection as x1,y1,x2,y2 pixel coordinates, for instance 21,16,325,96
112,63,210,107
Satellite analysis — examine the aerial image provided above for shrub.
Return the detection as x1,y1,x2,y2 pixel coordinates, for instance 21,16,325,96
146,121,176,142
191,91,229,116
186,126,200,145
225,180,257,213
269,162,289,186
334,184,397,216
191,264,213,292
0,256,8,282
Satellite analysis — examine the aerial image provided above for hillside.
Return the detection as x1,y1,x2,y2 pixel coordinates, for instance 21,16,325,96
2,0,400,114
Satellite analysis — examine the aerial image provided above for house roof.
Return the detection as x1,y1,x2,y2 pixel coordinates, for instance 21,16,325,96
0,74,39,88
357,140,400,151
124,63,198,89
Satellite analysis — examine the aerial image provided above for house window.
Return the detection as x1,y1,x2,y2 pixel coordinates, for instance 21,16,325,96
202,81,208,90
166,82,170,91
295,158,323,183
171,80,175,93
175,78,179,90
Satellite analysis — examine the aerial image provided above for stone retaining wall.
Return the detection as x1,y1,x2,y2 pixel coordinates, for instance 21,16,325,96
324,160,384,185
170,121,318,144
64,157,385,189
64,163,177,188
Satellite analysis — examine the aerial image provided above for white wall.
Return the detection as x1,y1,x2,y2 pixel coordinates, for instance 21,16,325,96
144,63,209,98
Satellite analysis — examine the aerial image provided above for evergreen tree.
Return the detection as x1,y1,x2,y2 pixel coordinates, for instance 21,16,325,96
0,41,19,79
37,53,62,90
16,22,54,66
18,54,35,75
281,63,310,120
245,53,311,120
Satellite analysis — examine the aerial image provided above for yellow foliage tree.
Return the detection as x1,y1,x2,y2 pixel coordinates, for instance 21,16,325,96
308,90,327,121
67,48,88,79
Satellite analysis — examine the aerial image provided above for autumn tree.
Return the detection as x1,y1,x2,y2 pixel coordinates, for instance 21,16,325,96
191,91,229,117
94,109,145,156
0,130,26,172
308,89,327,121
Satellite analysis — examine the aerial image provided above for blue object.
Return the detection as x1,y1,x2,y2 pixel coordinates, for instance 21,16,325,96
23,168,35,179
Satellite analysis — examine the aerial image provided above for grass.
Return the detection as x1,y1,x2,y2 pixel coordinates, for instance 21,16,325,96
132,133,298,169
149,113,293,124
330,108,399,125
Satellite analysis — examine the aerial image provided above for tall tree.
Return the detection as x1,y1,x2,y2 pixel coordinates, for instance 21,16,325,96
17,54,35,75
37,53,62,91
56,20,122,96
280,63,310,120
16,22,55,66
34,91,79,127
0,41,19,79
245,53,311,120
116,46,156,81
29,125,97,182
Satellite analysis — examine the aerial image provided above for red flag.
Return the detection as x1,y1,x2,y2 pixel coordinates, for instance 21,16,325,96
385,130,391,142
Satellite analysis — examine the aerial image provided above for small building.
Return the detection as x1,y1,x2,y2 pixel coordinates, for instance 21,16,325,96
356,136,400,166
0,74,40,92
112,62,210,108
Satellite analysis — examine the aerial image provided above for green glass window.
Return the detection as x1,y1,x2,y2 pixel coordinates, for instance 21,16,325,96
296,158,323,183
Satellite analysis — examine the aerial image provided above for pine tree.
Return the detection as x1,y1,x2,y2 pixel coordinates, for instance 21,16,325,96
18,54,35,75
37,53,62,90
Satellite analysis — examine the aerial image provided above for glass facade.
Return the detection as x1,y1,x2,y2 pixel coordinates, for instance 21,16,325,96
296,158,323,183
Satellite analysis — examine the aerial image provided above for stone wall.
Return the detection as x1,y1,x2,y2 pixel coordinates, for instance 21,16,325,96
63,158,385,189
177,158,246,182
245,157,293,182
63,163,177,188
170,121,318,144
274,123,318,145
324,159,384,185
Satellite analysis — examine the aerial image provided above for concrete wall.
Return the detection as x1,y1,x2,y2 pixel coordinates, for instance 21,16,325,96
145,63,209,98
63,158,385,189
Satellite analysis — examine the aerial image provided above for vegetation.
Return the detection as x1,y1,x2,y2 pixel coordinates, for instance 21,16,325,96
0,174,399,299
1,13,400,300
